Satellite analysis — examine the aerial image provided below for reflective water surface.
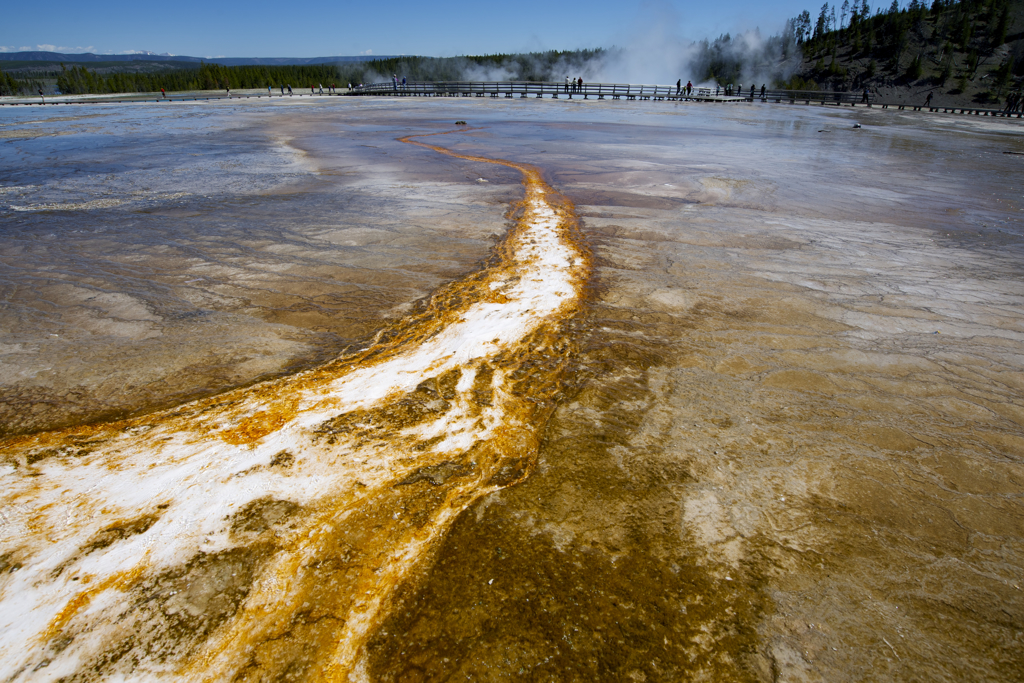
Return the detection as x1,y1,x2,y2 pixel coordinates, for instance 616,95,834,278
1,97,1023,681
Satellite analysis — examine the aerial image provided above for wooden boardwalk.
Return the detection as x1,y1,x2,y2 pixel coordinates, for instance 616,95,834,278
355,81,748,102
353,81,1024,118
1,82,1021,118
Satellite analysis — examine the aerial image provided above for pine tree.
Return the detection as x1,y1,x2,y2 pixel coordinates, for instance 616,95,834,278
815,3,830,40
993,4,1009,45
994,56,1013,93
907,53,923,79
939,56,952,84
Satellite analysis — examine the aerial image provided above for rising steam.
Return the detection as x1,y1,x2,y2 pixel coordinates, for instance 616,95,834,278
345,8,801,87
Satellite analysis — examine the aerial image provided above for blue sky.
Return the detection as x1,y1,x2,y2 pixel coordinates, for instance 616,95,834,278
2,0,818,58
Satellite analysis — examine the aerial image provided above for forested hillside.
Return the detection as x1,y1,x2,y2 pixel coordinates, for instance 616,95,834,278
785,0,1023,104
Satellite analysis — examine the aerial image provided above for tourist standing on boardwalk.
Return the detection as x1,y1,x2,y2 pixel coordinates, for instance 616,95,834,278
565,76,569,93
686,80,692,97
760,84,766,100
676,79,681,95
161,88,166,98
861,87,870,103
925,92,933,107
577,77,584,93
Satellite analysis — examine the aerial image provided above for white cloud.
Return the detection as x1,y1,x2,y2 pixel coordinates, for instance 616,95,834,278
360,49,373,55
3,44,97,53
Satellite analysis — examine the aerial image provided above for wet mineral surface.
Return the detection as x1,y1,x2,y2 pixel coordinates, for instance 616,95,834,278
1,97,1022,681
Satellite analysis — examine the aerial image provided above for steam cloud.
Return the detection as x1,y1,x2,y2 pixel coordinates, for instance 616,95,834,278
348,5,801,87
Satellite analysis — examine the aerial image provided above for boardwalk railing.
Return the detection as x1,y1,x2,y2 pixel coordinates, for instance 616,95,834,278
352,81,748,100
349,81,1022,117
353,81,880,103
753,88,1022,116
353,81,875,101
2,83,1018,117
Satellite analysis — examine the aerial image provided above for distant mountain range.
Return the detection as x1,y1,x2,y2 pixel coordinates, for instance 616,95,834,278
0,51,396,66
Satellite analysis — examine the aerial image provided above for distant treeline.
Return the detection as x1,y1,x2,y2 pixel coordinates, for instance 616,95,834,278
1,71,43,96
0,50,608,95
53,62,345,94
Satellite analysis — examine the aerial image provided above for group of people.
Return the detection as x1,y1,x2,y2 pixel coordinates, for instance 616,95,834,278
733,84,768,99
673,82,767,99
675,80,694,96
392,75,408,91
264,84,338,96
564,77,585,93
713,84,741,97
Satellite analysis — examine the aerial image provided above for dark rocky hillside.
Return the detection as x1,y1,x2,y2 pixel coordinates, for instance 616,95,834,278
786,0,1023,107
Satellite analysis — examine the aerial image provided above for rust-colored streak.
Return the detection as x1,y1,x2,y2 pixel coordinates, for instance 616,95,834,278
219,398,300,446
40,557,150,647
185,130,590,682
0,127,590,683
